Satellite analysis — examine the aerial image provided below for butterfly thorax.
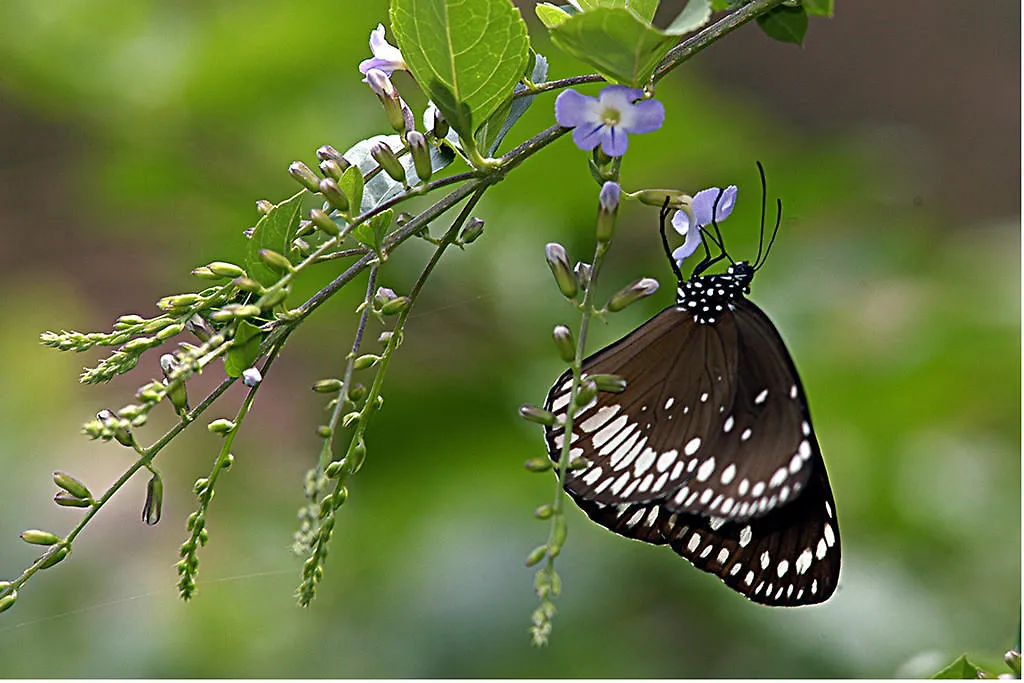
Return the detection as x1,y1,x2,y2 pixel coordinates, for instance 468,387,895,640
675,261,754,325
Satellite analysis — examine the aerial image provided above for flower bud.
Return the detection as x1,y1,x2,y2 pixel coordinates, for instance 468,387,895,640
113,314,146,330
459,217,484,244
316,145,350,170
325,461,344,478
143,474,163,525
295,219,315,237
596,181,620,243
590,373,627,393
431,108,450,140
606,277,660,312
519,404,557,426
524,457,553,472
258,248,294,273
574,378,598,407
157,293,201,311
54,493,91,508
288,161,322,193
318,158,345,182
38,546,68,569
525,544,549,567
313,378,343,393
316,424,332,438
552,325,576,363
534,504,554,520
380,296,412,316
52,471,91,502
633,188,690,210
307,208,344,237
242,367,262,387
370,142,406,184
186,314,213,342
406,131,432,183
569,456,589,469
21,530,60,546
256,286,289,311
545,243,577,299
0,591,17,614
156,322,185,342
318,177,350,212
352,354,380,370
207,262,247,279
191,266,217,280
574,261,592,291
374,286,398,307
256,199,275,215
349,383,367,402
551,516,567,549
346,437,367,474
207,418,235,434
1006,651,1021,677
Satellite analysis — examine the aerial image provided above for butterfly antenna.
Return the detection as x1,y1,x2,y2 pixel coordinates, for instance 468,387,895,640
708,187,735,266
659,196,685,284
755,196,783,271
753,161,768,267
692,189,732,277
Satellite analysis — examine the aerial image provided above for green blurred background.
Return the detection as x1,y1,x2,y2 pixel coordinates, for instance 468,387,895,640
0,0,1018,677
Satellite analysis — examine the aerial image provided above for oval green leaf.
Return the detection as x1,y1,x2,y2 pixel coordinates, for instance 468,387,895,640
244,192,303,287
224,320,264,379
756,4,808,46
390,0,530,141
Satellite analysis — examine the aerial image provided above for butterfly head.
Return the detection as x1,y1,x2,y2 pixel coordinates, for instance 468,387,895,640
675,260,754,325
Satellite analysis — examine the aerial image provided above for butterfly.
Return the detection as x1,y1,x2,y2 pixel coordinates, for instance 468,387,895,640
543,168,840,606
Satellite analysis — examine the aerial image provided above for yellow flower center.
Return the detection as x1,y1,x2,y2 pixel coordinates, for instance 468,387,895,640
601,107,621,126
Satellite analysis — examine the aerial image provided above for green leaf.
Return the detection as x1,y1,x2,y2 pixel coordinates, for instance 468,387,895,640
803,0,834,17
338,165,364,217
477,53,549,156
574,0,658,21
756,4,808,45
548,7,677,86
224,321,263,379
536,3,572,28
933,655,982,679
390,0,530,141
244,192,303,287
666,0,712,34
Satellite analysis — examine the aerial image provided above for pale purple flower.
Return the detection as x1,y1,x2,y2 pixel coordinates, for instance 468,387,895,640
671,185,737,264
358,23,407,80
599,181,620,212
554,85,664,157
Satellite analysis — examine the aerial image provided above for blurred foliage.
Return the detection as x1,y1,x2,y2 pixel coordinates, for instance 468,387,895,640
0,0,1018,678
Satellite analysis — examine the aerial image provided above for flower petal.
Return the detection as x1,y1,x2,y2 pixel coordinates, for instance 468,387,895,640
671,208,691,237
715,185,738,221
596,85,645,111
555,89,599,128
360,23,406,76
691,187,722,226
599,126,628,157
571,122,605,151
623,99,665,134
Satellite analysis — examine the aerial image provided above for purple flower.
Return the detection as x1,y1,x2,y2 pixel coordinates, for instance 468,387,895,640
555,85,664,157
671,185,737,264
358,23,407,80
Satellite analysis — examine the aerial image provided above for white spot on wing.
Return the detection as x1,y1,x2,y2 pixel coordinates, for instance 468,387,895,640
769,467,788,488
696,458,716,482
579,405,620,433
754,388,769,404
684,437,702,455
583,467,603,485
592,415,628,448
824,523,836,547
738,479,749,496
723,415,734,432
795,548,813,575
739,525,752,547
777,559,789,577
687,533,701,552
720,463,736,485
760,552,770,569
656,449,678,472
664,397,675,410
816,538,827,559
741,428,752,441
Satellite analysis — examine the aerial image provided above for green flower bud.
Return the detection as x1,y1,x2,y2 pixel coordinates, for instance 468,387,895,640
633,188,690,210
574,261,592,292
318,159,345,182
458,217,484,244
534,504,554,520
143,474,163,525
207,262,247,279
316,145,350,169
233,304,262,319
288,161,322,193
157,293,201,311
53,471,91,500
1006,651,1021,677
374,286,397,308
114,314,147,329
256,287,289,311
596,181,620,244
519,404,557,426
545,243,577,299
316,425,332,438
352,354,380,370
312,378,343,393
380,296,412,316
54,493,91,508
348,383,367,402
21,530,60,546
431,108,449,140
406,131,432,183
0,592,16,614
524,457,553,473
257,249,293,274
525,544,549,567
38,546,68,569
325,461,344,478
551,517,567,550
155,322,185,342
574,378,598,407
207,419,235,434
256,199,275,215
222,453,234,470
341,411,361,428
370,142,406,184
606,277,660,312
590,373,627,393
309,208,341,237
193,478,209,496
552,325,576,363
378,331,394,345
295,219,315,238
191,266,217,280
318,177,350,212
346,437,367,474
231,277,265,294
123,336,157,353
569,456,589,469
